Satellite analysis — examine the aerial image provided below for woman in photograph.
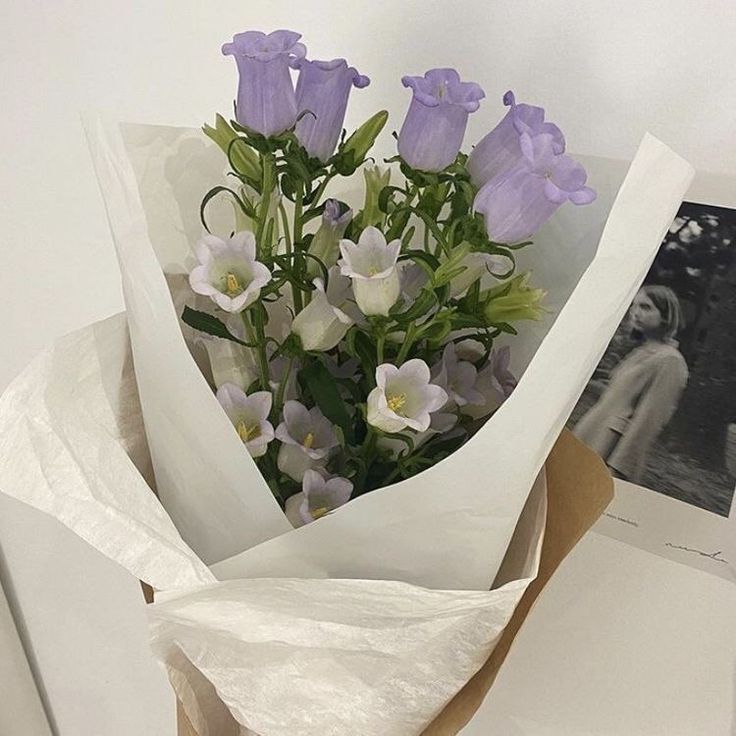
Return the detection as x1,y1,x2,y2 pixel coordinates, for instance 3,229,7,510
574,285,689,483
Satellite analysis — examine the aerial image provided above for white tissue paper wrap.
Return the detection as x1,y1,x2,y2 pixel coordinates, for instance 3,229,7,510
0,117,693,735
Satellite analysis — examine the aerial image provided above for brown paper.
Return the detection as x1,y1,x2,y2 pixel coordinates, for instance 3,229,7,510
422,430,613,735
173,429,612,736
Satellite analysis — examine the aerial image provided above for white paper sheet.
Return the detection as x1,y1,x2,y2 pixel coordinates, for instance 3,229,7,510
151,471,546,736
80,120,693,591
84,119,293,566
151,577,532,736
0,312,212,591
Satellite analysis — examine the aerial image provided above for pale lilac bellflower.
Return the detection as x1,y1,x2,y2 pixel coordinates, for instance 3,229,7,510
285,469,353,528
367,359,448,433
189,231,271,313
216,383,274,458
398,68,485,172
222,30,306,137
468,90,565,188
294,58,369,161
474,132,596,243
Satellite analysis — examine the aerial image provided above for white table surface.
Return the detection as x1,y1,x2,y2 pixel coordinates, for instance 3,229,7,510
2,1,735,734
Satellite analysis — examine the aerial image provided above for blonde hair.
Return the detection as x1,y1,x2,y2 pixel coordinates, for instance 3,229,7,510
639,285,684,341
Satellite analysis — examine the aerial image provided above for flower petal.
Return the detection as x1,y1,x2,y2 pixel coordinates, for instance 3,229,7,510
375,363,399,390
302,468,326,497
285,491,307,528
216,382,246,416
569,186,597,205
423,383,450,413
283,399,312,440
398,358,431,385
324,476,353,507
245,391,273,422
230,230,257,261
189,266,219,296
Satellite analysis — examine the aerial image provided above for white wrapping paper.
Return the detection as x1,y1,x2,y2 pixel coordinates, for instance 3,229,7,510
0,312,213,591
0,118,693,735
83,120,693,590
150,486,543,736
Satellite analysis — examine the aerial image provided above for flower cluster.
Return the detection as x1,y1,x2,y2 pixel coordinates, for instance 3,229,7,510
185,29,596,527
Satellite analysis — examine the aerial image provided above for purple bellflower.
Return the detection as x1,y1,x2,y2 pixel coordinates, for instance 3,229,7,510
222,30,306,137
474,132,596,244
294,58,369,162
398,68,485,173
467,90,566,188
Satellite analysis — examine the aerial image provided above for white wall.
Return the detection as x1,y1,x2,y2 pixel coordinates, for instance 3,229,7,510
2,0,736,392
1,1,736,734
0,579,52,736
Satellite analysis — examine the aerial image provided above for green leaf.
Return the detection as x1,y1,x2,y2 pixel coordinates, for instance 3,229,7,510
378,431,415,456
422,320,453,346
493,321,519,335
181,306,255,347
200,185,256,232
449,313,487,330
390,287,437,323
378,185,403,214
385,207,411,241
345,329,377,385
298,360,355,444
335,110,389,173
398,250,441,276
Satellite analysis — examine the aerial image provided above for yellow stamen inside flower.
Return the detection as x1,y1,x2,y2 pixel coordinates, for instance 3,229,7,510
387,392,407,415
225,272,242,296
236,420,260,442
303,432,315,449
311,506,329,520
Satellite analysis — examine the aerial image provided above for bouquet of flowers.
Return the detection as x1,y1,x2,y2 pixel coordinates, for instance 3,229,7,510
182,29,596,528
0,28,693,736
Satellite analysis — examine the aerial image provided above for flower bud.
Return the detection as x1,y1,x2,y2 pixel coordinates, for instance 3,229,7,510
482,273,546,324
203,114,261,181
292,279,353,351
356,166,391,230
335,110,389,174
307,199,352,277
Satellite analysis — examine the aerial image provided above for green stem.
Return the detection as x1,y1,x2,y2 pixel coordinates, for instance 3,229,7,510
278,203,292,255
292,183,305,314
310,172,336,209
362,425,378,459
396,322,418,365
376,332,385,364
381,465,403,486
243,311,270,390
274,354,295,416
278,202,304,314
255,153,275,256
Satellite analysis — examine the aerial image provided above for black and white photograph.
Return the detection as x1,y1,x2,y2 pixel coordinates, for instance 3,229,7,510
569,200,736,517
